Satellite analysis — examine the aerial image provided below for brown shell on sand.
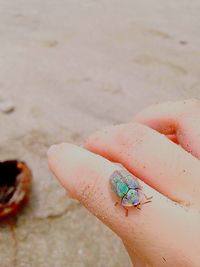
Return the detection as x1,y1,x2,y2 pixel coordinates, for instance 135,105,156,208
0,160,32,219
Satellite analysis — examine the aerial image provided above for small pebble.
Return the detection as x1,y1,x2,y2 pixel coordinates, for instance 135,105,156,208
179,40,187,45
0,100,15,113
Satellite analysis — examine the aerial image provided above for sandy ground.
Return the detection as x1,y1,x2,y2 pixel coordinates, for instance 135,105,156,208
0,0,200,266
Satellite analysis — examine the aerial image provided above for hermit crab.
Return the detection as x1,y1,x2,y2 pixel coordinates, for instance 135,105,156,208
110,169,152,216
0,160,32,219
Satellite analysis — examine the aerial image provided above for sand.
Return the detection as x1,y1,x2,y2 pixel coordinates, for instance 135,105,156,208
0,0,200,266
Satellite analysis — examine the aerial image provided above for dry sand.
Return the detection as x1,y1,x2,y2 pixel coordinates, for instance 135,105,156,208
0,0,200,266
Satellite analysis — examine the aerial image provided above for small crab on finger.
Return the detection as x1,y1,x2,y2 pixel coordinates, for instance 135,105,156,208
110,169,152,216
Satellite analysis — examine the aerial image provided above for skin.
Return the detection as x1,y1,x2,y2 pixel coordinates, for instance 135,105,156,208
48,99,200,267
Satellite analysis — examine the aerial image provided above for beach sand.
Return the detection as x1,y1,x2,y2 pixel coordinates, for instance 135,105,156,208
0,1,200,266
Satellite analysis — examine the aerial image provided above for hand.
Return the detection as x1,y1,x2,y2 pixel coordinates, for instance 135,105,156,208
48,99,200,267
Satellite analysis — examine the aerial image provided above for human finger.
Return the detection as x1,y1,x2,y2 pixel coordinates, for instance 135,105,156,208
85,123,200,207
47,143,199,266
134,99,200,159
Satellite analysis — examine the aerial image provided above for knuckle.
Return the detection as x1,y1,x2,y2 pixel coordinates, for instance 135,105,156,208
115,122,151,149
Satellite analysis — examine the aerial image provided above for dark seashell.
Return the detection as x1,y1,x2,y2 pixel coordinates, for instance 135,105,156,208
0,160,32,219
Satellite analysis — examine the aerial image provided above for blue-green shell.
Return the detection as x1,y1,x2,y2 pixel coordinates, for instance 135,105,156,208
121,189,141,206
119,169,141,190
110,172,129,198
110,169,142,207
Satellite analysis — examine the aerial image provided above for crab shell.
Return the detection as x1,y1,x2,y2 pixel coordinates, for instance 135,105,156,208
0,161,32,219
110,169,143,207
